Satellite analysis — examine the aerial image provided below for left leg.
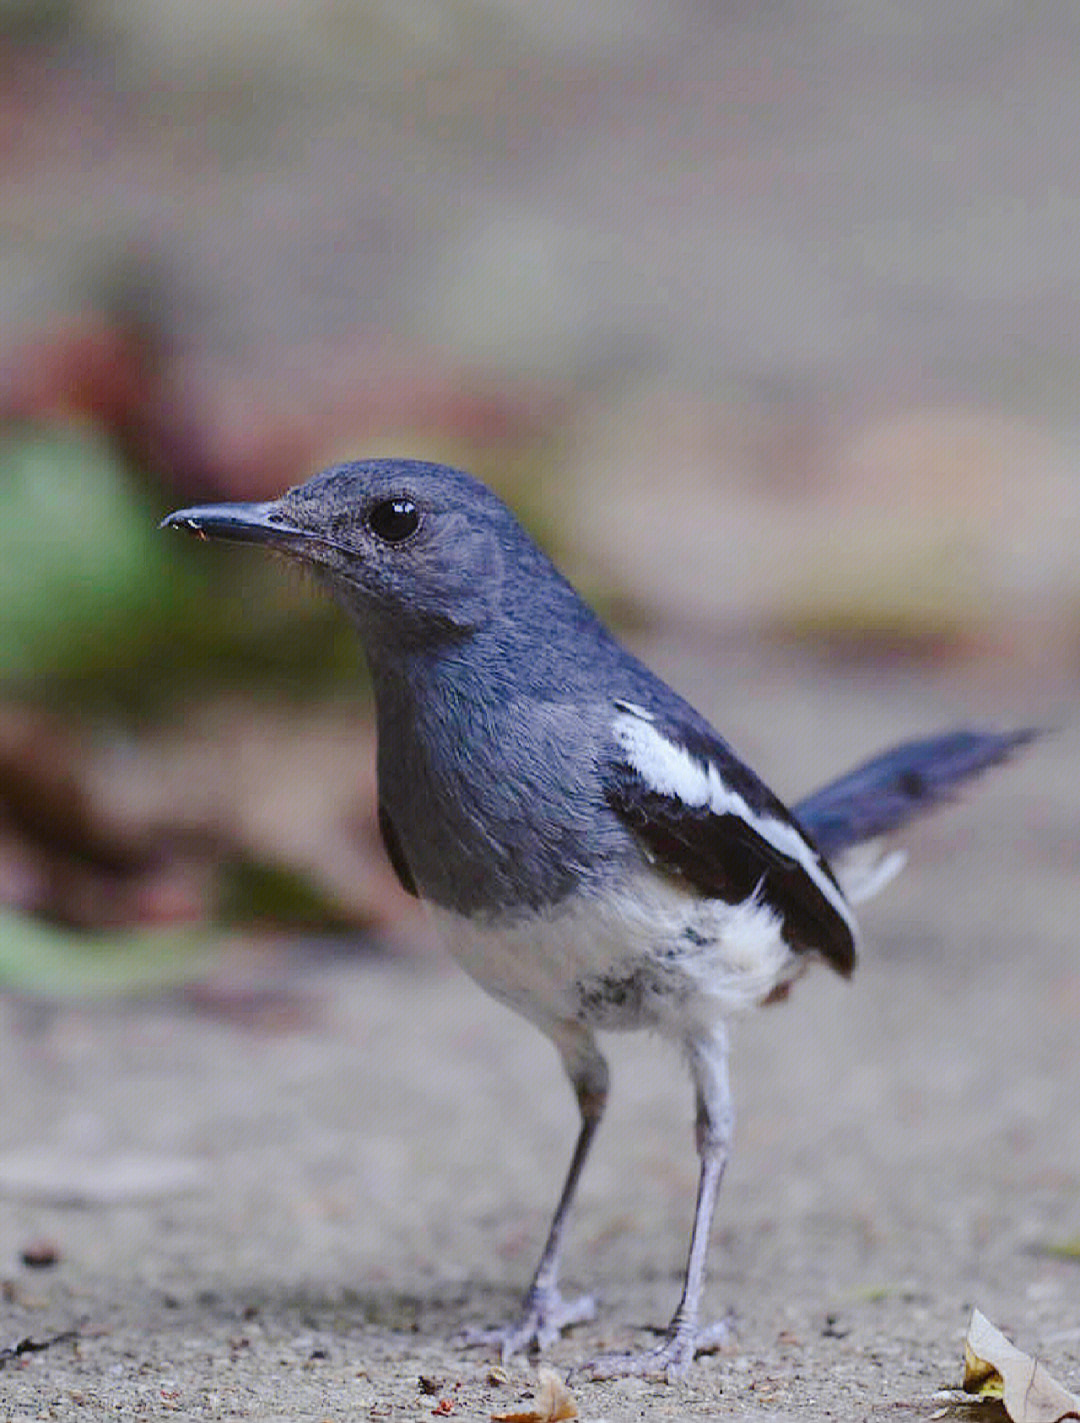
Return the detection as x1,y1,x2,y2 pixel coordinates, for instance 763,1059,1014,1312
582,1022,734,1380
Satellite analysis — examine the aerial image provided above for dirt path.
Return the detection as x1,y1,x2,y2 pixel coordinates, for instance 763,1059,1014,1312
1,652,1077,1421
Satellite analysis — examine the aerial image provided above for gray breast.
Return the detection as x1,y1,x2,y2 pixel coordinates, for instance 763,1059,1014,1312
377,694,631,916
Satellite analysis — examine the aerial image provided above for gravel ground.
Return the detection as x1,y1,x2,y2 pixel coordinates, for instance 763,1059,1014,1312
1,648,1077,1422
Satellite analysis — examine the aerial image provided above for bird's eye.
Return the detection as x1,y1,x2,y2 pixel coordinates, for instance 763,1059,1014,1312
367,497,420,544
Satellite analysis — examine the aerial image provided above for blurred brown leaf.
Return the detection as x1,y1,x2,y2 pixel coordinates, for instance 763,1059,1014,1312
0,702,208,929
0,696,418,940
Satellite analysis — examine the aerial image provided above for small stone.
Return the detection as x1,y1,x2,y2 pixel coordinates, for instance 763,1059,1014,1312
20,1238,60,1269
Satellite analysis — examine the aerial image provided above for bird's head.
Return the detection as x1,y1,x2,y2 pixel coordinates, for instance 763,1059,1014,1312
161,459,532,645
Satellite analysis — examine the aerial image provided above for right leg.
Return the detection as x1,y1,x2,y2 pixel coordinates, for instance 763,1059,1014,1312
465,1021,609,1357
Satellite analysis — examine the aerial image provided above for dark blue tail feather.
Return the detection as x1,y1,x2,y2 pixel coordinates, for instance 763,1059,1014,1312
794,729,1039,857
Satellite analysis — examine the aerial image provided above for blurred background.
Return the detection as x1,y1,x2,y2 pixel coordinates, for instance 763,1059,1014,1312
2,0,1078,991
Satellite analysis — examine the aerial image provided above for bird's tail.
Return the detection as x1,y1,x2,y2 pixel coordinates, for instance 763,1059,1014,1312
793,729,1039,905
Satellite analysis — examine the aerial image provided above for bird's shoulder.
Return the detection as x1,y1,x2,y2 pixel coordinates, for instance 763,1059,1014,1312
599,694,858,976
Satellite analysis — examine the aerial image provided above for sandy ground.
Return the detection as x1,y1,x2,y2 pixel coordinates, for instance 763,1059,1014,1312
0,644,1077,1422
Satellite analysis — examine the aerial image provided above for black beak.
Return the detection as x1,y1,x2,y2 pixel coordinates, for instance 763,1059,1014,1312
160,500,310,547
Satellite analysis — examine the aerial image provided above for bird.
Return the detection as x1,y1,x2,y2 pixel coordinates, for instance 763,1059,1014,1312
162,458,1035,1379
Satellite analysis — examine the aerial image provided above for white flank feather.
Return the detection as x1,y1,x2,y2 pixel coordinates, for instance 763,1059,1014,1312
833,841,907,905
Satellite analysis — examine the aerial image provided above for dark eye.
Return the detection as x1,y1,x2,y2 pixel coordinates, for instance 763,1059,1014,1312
367,497,420,544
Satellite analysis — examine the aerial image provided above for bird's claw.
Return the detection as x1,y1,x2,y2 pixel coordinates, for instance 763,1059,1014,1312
462,1288,597,1359
577,1314,734,1381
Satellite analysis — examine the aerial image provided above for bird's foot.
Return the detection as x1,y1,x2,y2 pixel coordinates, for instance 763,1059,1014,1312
577,1314,733,1381
462,1286,597,1359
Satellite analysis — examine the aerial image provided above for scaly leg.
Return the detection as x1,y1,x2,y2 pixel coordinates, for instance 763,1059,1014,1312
464,1022,609,1358
582,1023,735,1380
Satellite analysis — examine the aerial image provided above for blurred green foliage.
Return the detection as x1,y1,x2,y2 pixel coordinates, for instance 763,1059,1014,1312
217,858,355,931
0,907,215,999
0,427,365,714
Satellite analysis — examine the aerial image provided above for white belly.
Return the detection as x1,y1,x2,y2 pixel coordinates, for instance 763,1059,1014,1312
428,874,802,1039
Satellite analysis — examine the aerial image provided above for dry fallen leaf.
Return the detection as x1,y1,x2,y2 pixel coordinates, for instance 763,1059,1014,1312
963,1309,1080,1423
491,1366,578,1423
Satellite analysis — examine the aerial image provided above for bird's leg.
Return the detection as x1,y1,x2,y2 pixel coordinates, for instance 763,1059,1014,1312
582,1024,735,1380
463,1024,608,1358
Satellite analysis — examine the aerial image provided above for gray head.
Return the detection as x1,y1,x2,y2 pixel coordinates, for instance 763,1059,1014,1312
163,458,586,656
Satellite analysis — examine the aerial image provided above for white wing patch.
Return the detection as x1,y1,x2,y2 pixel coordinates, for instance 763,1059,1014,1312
611,706,860,943
612,706,712,804
612,698,656,723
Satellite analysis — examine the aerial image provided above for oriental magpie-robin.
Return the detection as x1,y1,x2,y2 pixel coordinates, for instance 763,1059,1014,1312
163,459,1034,1379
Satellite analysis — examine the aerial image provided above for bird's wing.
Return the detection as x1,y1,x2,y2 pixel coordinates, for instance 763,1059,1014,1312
603,701,858,976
